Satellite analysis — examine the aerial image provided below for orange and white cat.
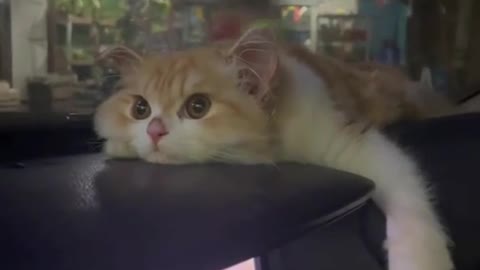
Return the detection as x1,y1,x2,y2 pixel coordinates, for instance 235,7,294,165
95,28,454,270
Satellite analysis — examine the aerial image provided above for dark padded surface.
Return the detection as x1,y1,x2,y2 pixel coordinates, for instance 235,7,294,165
385,113,480,270
0,155,373,270
259,113,480,270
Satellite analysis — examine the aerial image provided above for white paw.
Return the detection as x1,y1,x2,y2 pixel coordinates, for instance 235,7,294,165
144,152,187,165
104,140,138,159
387,236,454,270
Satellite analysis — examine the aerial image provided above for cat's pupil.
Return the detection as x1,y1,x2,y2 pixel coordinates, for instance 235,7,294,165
185,94,211,119
131,95,151,120
137,102,148,114
192,99,206,112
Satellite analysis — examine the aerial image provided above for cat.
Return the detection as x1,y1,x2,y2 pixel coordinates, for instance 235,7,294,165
94,27,454,270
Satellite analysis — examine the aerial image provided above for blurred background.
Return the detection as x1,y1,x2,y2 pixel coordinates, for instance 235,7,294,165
0,0,479,116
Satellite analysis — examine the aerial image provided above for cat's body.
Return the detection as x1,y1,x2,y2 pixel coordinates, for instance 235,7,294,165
274,53,453,270
95,28,454,270
287,46,455,129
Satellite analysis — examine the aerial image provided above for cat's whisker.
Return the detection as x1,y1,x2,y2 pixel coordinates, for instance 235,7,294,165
206,137,273,164
210,150,253,164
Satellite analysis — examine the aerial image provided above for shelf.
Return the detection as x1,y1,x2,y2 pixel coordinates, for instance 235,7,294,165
177,0,219,5
55,13,115,27
317,14,371,19
70,60,95,66
318,40,368,46
282,24,311,32
274,0,322,6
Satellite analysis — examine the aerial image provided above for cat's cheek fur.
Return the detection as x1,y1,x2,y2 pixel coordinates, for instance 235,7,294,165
130,121,157,158
94,92,135,141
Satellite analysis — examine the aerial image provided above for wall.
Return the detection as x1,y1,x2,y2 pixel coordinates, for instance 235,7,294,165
10,0,48,98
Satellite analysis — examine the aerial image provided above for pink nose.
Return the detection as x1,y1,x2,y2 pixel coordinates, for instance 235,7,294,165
147,118,168,144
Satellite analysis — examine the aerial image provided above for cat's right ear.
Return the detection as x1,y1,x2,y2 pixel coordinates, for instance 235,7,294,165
226,27,279,104
96,45,143,74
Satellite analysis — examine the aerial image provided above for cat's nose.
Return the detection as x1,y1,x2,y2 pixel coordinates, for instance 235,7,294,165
147,118,168,144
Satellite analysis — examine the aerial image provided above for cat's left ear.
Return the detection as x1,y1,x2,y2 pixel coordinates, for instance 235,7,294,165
227,27,279,103
96,45,143,73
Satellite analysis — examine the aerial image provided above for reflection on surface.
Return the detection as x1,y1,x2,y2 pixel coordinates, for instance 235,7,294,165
224,259,255,270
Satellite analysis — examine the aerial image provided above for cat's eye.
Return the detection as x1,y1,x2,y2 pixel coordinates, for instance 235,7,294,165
131,95,151,120
184,94,211,119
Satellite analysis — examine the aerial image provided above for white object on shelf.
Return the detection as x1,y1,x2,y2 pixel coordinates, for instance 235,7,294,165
0,81,21,105
0,81,10,92
420,67,433,90
274,0,321,5
10,0,48,95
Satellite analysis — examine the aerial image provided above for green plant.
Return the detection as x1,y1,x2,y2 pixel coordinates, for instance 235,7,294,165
55,0,100,17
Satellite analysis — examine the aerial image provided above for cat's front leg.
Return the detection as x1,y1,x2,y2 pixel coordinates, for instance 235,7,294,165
385,206,454,270
144,152,190,165
104,140,138,159
341,132,454,270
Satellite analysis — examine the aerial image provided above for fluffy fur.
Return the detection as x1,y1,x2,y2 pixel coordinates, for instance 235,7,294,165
288,47,455,129
95,28,454,270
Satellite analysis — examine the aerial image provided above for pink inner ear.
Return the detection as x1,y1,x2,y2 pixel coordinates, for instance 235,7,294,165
228,27,279,102
242,50,275,75
235,48,277,101
241,50,260,64
237,69,261,97
97,45,142,69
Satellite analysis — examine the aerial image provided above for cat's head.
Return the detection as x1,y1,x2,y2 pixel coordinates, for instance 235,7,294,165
94,28,281,164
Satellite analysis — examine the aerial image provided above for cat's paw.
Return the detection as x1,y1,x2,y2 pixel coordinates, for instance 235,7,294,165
104,140,138,159
387,238,454,270
388,252,454,270
144,152,187,165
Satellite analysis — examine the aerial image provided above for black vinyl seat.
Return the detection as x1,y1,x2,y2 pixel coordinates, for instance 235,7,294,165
0,155,373,270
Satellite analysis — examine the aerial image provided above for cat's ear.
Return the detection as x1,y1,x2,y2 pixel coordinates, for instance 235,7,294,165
227,27,279,103
97,45,143,74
